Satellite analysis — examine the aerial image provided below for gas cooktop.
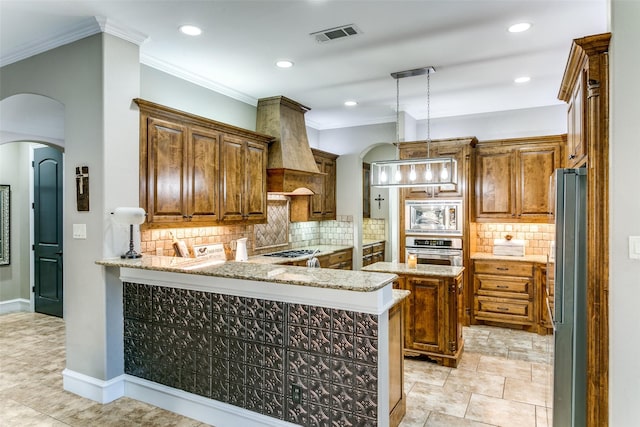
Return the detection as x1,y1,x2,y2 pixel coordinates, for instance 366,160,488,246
263,249,317,258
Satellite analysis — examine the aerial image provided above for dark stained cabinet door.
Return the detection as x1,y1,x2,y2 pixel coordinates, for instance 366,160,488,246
517,145,559,218
220,135,268,222
220,135,245,222
567,70,586,167
243,140,268,221
146,117,188,224
309,149,338,221
475,148,514,218
188,126,220,223
404,276,445,354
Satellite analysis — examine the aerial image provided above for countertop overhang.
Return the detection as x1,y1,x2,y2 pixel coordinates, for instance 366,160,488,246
97,255,398,314
362,261,464,277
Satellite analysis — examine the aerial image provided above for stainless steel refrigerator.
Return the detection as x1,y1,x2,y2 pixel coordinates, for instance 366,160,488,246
552,168,587,427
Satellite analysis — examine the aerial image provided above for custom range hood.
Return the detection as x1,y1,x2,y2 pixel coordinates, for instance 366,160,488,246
256,96,323,195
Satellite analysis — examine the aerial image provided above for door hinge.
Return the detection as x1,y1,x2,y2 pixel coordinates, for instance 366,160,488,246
32,244,35,251
32,286,35,293
449,341,457,352
32,161,34,167
32,202,35,209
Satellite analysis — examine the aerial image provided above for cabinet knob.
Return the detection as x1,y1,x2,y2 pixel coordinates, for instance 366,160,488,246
569,154,576,160
183,215,188,219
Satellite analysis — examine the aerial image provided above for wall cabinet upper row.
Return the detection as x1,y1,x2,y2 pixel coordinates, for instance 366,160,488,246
473,134,565,223
135,99,273,228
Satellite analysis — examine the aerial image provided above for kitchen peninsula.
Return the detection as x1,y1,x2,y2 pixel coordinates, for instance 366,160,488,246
96,256,407,427
362,262,465,367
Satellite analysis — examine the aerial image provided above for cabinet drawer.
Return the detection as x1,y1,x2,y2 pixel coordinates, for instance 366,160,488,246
329,250,352,265
474,296,534,324
362,245,373,256
475,274,532,299
372,242,385,253
474,261,533,277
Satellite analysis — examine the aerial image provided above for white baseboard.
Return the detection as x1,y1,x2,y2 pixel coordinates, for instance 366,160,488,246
0,298,31,314
63,370,296,427
62,369,125,404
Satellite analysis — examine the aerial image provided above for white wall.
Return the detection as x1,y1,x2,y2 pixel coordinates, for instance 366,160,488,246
609,0,640,424
1,33,121,381
140,65,257,131
0,143,31,302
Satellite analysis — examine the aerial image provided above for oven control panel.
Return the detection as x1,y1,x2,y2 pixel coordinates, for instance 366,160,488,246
406,236,462,249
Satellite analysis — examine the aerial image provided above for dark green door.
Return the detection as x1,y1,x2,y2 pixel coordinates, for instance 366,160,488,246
34,146,63,317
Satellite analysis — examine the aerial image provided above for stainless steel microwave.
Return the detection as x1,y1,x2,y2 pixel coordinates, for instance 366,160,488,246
405,199,463,235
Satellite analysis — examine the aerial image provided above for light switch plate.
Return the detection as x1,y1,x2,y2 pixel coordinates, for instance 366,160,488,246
630,236,640,260
73,223,87,239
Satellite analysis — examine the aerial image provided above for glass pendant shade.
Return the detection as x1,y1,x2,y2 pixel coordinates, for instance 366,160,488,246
371,157,457,188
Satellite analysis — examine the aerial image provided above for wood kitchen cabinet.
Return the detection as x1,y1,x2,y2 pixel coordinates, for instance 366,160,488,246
219,135,268,222
136,99,272,228
310,149,338,221
472,259,537,331
289,148,338,222
362,241,385,267
283,248,353,270
474,135,564,223
399,137,476,199
402,274,463,367
566,70,587,167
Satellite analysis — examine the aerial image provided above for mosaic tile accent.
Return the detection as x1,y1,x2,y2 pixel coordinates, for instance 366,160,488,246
472,222,555,256
254,198,289,249
123,282,379,425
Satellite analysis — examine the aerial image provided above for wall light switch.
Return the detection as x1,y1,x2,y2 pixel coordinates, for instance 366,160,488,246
73,223,87,239
630,236,640,260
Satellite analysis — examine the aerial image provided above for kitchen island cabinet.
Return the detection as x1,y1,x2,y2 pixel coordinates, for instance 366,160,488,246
96,256,405,427
363,262,464,368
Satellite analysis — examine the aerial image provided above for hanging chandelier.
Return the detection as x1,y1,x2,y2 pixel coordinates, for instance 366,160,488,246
371,66,457,188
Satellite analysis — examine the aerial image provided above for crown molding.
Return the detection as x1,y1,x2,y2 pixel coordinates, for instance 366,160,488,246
0,16,148,68
140,54,257,106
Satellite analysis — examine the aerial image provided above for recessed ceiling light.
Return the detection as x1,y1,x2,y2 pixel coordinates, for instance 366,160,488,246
275,60,294,69
179,25,202,36
508,22,531,33
514,76,531,84
344,100,358,107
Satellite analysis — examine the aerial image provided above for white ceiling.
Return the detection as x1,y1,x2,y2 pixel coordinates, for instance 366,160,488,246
0,0,608,130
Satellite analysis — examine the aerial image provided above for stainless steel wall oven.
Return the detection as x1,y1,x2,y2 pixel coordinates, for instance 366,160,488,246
405,236,463,266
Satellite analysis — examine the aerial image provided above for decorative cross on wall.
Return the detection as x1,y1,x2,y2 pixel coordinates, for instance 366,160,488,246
374,194,385,209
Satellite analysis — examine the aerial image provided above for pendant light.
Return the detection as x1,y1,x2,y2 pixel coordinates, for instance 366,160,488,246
371,66,457,188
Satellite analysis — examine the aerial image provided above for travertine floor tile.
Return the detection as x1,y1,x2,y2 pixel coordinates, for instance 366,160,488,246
503,377,547,406
466,393,536,427
477,355,532,381
444,368,505,398
406,381,471,418
2,312,552,427
424,411,494,427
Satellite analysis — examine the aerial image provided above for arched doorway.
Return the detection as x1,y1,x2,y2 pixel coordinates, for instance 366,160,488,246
0,94,65,316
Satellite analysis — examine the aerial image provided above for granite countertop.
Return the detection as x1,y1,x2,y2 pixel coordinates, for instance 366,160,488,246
362,261,464,278
392,289,411,306
96,254,395,292
248,244,353,265
471,252,548,264
363,239,385,246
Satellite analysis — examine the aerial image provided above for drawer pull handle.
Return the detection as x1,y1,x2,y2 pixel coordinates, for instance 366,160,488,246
497,307,510,311
496,267,509,271
496,285,509,289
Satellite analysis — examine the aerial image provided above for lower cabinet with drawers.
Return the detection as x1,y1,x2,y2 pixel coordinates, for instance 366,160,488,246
284,248,353,270
362,241,385,267
472,258,550,334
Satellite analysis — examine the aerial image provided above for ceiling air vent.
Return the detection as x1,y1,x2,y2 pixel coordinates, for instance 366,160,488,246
311,24,362,43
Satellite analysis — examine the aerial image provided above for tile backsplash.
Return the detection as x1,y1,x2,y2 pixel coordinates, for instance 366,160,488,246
471,222,555,256
363,218,385,242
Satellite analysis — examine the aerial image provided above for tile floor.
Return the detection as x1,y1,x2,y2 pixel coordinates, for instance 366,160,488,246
0,312,552,426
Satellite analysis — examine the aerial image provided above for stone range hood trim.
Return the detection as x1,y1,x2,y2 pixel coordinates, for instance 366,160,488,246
256,96,324,195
